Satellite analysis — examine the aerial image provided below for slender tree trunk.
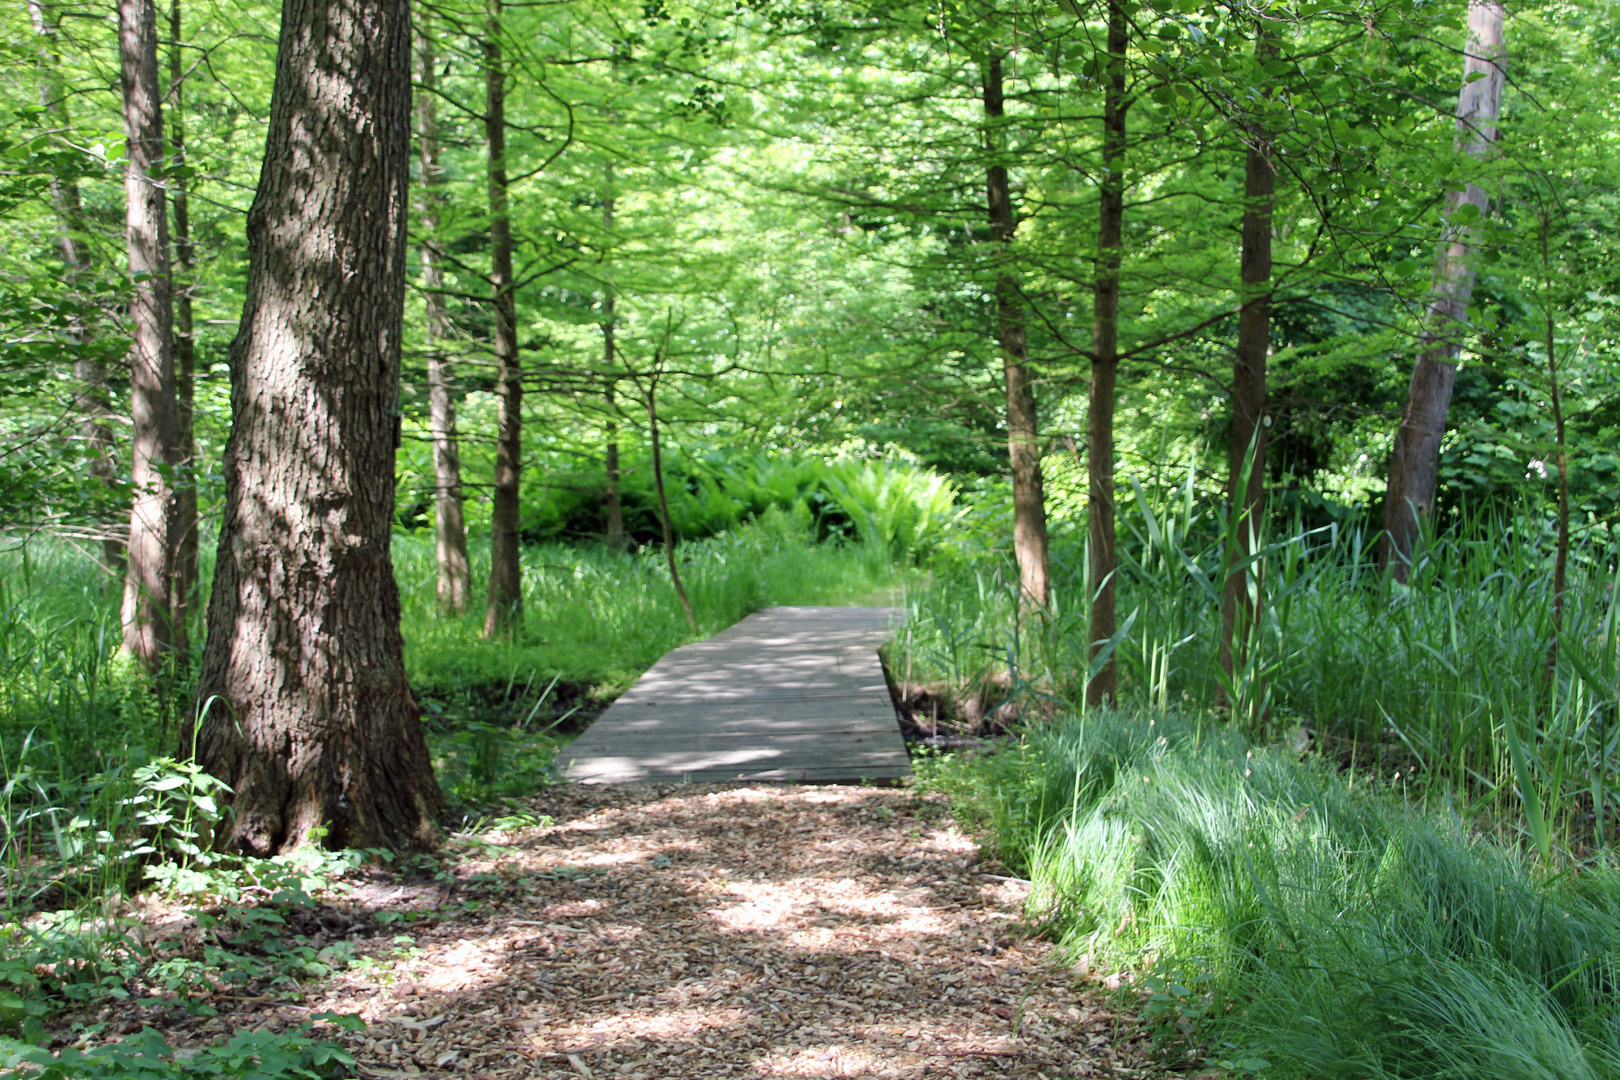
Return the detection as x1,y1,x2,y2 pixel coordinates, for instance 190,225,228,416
647,376,695,630
415,20,471,616
192,0,443,856
1380,0,1506,577
168,0,197,649
482,0,523,638
1086,0,1127,709
1544,305,1568,683
118,0,181,667
30,0,125,573
1219,28,1275,723
604,381,624,550
982,51,1049,609
602,163,625,551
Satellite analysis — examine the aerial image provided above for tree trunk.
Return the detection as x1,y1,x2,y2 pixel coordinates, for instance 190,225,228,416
191,0,443,856
647,376,695,630
168,0,198,648
482,0,523,638
118,0,181,667
28,0,125,574
982,51,1050,609
1218,28,1275,721
415,20,471,616
602,164,625,552
1085,0,1127,709
1544,304,1568,684
1380,0,1506,577
604,381,624,551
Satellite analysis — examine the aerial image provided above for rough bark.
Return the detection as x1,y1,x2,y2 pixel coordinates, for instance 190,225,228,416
415,21,471,616
168,0,198,647
192,0,443,856
1085,0,1127,709
982,52,1050,609
28,0,125,573
482,0,523,638
118,0,181,666
1218,28,1275,717
1380,0,1506,578
602,164,625,552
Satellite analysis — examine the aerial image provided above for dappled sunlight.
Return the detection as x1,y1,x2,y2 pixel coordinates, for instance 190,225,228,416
194,782,1147,1079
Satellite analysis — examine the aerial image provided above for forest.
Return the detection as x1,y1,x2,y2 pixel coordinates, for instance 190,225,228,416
1,0,1618,1074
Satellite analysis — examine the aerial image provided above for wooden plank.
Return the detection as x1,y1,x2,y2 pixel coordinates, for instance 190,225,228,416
563,605,910,786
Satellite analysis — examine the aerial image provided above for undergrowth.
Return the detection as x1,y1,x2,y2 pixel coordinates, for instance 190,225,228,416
921,711,1620,1079
0,498,915,1066
903,477,1620,847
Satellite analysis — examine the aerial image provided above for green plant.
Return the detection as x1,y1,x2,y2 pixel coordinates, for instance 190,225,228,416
952,709,1620,1079
0,1016,361,1078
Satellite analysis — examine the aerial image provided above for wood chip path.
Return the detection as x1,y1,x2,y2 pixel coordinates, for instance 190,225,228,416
562,607,911,785
149,785,1166,1079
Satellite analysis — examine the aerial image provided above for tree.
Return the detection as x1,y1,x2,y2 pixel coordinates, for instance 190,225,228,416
1380,0,1506,576
118,0,182,663
168,0,200,636
192,0,443,856
982,45,1049,610
602,163,625,551
414,18,472,615
483,0,524,637
28,0,125,573
1085,0,1127,708
1218,18,1277,724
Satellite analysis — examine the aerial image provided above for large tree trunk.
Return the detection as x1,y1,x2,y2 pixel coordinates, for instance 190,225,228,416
482,0,523,638
415,20,471,616
118,0,181,666
1380,0,1506,577
1218,28,1275,721
28,0,125,574
168,0,198,647
1085,0,1127,709
602,164,625,552
982,51,1050,609
192,0,443,856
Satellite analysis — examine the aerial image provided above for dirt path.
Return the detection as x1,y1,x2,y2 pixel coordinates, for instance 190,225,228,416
163,784,1161,1078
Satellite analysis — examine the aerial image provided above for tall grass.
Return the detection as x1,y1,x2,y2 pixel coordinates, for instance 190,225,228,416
928,711,1620,1078
904,474,1620,847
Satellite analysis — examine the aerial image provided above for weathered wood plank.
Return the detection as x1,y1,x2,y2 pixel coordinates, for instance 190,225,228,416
563,605,909,786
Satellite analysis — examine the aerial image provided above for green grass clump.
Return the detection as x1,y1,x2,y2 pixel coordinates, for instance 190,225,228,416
927,711,1620,1078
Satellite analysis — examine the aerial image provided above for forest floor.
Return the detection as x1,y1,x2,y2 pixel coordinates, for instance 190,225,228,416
107,784,1174,1079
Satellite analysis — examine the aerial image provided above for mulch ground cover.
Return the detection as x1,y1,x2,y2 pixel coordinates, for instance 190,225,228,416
78,783,1181,1079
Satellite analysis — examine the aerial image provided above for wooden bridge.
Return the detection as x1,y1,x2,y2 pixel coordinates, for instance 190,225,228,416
562,606,910,785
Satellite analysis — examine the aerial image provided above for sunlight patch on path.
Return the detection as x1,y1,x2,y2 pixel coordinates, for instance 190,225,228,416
209,783,1157,1079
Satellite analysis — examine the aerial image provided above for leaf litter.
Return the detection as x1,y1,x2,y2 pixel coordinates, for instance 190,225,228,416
87,783,1171,1078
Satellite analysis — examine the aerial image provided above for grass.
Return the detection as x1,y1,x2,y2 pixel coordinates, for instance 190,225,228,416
0,497,912,1056
901,474,1620,1077
901,473,1620,850
923,709,1620,1079
0,507,913,832
399,503,910,700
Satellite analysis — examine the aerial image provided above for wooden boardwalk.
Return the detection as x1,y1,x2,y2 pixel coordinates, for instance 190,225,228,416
562,606,910,785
